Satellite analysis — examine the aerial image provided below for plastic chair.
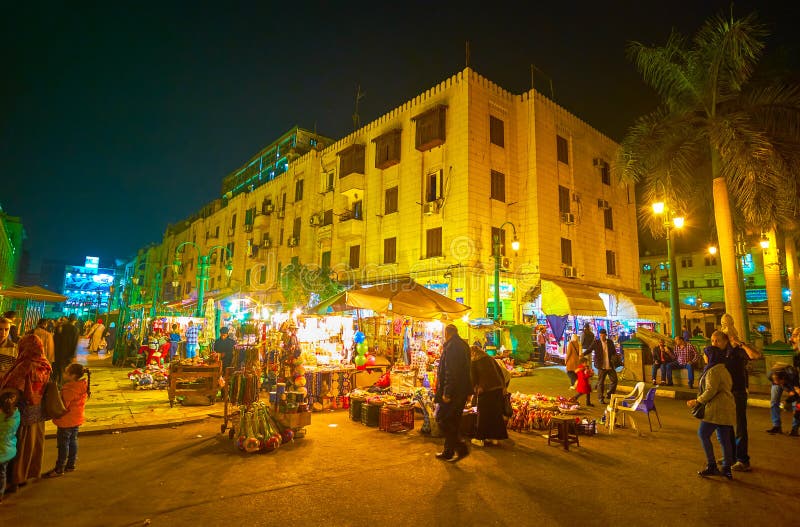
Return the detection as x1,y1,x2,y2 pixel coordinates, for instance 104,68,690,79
621,387,661,431
604,382,645,434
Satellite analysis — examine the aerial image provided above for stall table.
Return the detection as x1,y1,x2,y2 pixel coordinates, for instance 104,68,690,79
168,362,222,407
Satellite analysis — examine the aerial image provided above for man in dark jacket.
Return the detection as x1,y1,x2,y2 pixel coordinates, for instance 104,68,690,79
434,324,472,462
54,314,79,384
213,326,237,370
584,328,619,404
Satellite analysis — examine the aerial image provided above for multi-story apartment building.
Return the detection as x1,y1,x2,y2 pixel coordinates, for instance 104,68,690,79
137,68,658,325
0,204,24,291
640,245,788,336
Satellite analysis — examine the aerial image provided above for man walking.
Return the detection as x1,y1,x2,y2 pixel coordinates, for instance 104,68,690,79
53,314,79,384
434,324,472,462
666,335,699,389
585,328,619,405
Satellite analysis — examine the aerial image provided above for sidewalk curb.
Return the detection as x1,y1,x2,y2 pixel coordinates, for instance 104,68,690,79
45,413,220,439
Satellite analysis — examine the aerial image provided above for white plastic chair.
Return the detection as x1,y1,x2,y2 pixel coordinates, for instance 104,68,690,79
604,382,645,434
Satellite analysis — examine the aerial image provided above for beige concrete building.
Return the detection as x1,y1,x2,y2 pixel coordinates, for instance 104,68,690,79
138,68,657,325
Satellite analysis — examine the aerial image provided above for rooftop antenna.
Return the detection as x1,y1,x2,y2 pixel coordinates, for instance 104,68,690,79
465,41,470,68
352,84,366,131
531,64,555,100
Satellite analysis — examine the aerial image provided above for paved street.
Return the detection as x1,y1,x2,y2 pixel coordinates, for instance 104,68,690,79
3,345,799,527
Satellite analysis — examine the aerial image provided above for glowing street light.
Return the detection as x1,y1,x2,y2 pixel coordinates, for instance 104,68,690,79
652,187,685,338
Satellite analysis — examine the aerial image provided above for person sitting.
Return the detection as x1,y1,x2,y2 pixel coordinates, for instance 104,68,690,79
666,335,699,389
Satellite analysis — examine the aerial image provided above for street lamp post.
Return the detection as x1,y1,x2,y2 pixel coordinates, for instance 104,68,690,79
174,242,233,318
652,200,684,338
150,265,174,319
492,222,520,325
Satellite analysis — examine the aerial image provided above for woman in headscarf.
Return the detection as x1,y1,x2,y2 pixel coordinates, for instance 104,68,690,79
565,333,581,389
0,334,52,492
87,319,106,353
469,345,509,447
687,330,736,479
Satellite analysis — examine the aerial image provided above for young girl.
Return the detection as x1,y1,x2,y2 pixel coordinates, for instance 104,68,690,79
575,357,595,407
44,364,90,477
0,390,20,502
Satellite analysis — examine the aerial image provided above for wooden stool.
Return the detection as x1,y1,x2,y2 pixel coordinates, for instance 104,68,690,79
548,415,580,451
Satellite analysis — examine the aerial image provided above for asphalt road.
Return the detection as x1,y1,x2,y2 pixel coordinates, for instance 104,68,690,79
3,375,799,527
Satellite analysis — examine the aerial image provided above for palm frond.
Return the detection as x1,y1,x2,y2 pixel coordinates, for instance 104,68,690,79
626,33,701,110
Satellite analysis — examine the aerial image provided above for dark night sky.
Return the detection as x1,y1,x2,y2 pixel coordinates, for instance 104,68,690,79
2,1,798,272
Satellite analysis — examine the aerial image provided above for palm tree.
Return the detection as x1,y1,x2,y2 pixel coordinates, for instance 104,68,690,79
616,11,800,339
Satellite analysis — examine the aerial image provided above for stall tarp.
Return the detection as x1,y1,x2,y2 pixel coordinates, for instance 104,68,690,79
539,279,606,316
616,291,666,322
345,280,470,319
0,285,67,303
309,286,360,314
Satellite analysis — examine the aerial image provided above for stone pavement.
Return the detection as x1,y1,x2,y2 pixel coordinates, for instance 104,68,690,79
48,340,771,439
45,339,224,438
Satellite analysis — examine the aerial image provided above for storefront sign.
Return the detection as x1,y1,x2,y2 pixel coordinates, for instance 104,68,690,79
745,288,766,302
488,282,514,299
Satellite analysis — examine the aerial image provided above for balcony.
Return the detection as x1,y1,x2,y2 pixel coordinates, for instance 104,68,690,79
317,224,332,243
339,171,364,200
336,218,364,241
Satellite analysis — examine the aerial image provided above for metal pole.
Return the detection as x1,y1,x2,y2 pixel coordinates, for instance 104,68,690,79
150,272,161,319
736,252,751,341
667,228,680,338
196,256,209,318
493,236,501,324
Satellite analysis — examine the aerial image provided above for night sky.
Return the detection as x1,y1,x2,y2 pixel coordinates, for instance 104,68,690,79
2,1,798,273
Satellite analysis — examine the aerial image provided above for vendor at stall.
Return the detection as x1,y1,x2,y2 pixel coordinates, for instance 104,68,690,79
214,326,236,370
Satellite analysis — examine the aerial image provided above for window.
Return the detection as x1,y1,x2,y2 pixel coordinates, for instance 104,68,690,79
747,277,755,286
349,245,360,269
689,280,695,287
374,129,401,169
425,171,442,203
215,225,220,238
209,277,215,290
226,242,235,258
245,269,252,286
245,207,256,226
322,209,334,226
230,213,237,231
292,217,301,239
706,279,713,287
324,171,334,192
321,251,331,270
560,238,573,266
490,170,506,202
385,187,398,214
491,227,507,256
704,256,717,266
338,144,365,176
604,208,614,230
279,226,284,246
556,135,569,164
413,105,447,151
645,283,651,291
384,237,397,264
713,279,720,286
426,227,443,258
558,186,571,214
490,116,504,147
682,280,689,288
259,265,267,284
681,257,693,268
294,179,304,201
601,162,611,185
606,250,617,275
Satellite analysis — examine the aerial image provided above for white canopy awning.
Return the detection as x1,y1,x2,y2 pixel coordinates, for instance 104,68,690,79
615,291,666,322
540,279,607,317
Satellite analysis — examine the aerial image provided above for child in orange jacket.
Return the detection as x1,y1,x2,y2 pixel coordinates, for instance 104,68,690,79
44,364,90,477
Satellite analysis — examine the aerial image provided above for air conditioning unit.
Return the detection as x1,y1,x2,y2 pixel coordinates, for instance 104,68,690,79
244,224,253,233
423,201,439,215
276,208,285,219
263,203,275,214
597,199,609,209
563,266,578,278
309,214,322,227
262,238,272,249
287,236,298,247
561,212,575,224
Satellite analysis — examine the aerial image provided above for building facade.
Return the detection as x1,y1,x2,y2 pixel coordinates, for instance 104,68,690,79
133,69,653,324
0,205,24,291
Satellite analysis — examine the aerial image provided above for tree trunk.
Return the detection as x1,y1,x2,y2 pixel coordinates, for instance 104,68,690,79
786,235,800,331
764,229,785,342
712,176,745,336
